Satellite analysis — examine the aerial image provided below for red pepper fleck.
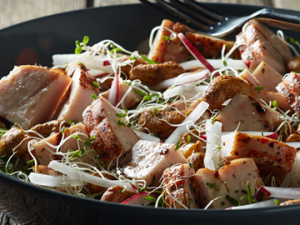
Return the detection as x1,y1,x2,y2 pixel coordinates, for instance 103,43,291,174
260,138,268,144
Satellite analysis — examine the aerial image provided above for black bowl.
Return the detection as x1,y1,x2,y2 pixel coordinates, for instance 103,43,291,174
0,3,300,225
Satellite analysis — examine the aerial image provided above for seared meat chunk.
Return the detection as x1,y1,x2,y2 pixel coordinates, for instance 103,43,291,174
33,123,97,166
0,65,71,129
163,164,199,209
138,100,209,139
256,91,292,113
221,131,297,176
129,61,185,86
185,32,240,59
31,120,65,138
237,19,292,74
195,158,264,209
83,97,139,168
57,65,100,122
148,19,240,63
202,75,256,110
251,61,283,92
0,127,28,157
216,93,281,132
122,140,186,187
276,72,300,115
139,107,190,139
101,186,135,203
148,20,184,63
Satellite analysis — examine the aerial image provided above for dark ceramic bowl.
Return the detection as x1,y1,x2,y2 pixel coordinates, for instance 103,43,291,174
0,3,299,225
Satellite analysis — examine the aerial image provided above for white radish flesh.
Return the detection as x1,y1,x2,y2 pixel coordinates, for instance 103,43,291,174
165,101,209,144
48,161,136,192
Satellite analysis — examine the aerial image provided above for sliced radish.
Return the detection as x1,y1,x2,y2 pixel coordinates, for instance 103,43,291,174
226,199,277,210
103,60,111,66
178,33,215,73
151,70,209,91
48,161,136,192
121,192,152,206
165,101,209,144
163,84,207,99
180,59,247,71
204,119,222,170
29,173,87,187
108,73,120,106
135,130,161,143
256,186,300,200
281,151,300,187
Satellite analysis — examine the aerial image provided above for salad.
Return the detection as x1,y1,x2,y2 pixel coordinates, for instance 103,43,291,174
0,17,300,210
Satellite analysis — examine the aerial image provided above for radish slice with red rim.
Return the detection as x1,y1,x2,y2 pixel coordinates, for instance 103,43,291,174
178,33,215,74
121,192,152,206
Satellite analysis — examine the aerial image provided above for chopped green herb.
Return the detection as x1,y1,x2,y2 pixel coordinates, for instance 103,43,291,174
289,36,300,46
91,191,104,199
226,195,238,206
273,100,278,110
92,81,100,88
134,89,146,96
123,106,128,113
117,120,126,126
213,146,222,153
246,181,255,204
187,135,191,143
274,199,280,206
139,187,146,193
144,195,157,203
255,85,264,92
130,55,137,60
116,112,127,118
75,46,82,54
73,134,80,140
141,55,157,64
163,36,171,41
67,119,78,125
211,116,216,124
82,36,89,45
189,162,193,168
223,60,228,67
91,94,98,100
262,68,265,74
121,188,126,194
206,182,220,190
261,130,264,137
153,108,158,116
26,159,34,165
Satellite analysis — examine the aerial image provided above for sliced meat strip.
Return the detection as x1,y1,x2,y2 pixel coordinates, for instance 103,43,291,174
0,65,71,129
216,93,282,132
0,127,28,157
220,131,297,176
163,164,199,209
83,97,139,169
101,186,135,203
122,140,187,187
194,158,264,209
276,72,300,115
148,19,183,63
237,19,292,74
57,65,100,122
251,61,283,92
185,32,240,59
129,61,185,86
